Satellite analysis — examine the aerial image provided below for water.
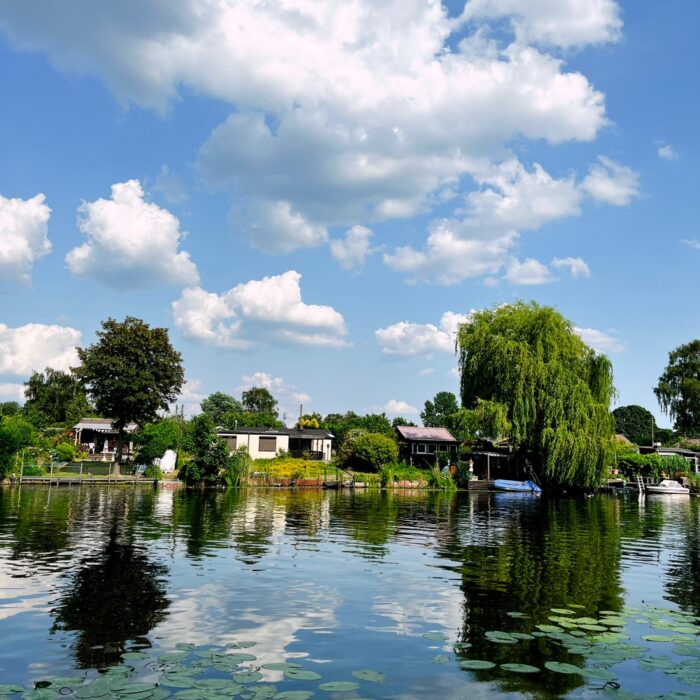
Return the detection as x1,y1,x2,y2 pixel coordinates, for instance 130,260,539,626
0,486,699,699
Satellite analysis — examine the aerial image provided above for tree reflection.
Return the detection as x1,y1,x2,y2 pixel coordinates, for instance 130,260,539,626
664,497,700,617
444,496,624,696
51,525,169,668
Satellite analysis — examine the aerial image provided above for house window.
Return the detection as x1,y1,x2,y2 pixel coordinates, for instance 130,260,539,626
449,444,457,452
416,443,426,453
259,436,277,452
429,444,437,453
224,436,237,450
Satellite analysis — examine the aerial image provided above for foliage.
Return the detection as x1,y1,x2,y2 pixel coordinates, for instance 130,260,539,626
321,412,363,447
0,414,37,478
298,416,320,429
337,430,398,471
142,464,163,479
74,317,184,468
612,405,657,445
454,461,473,488
54,441,78,462
134,418,180,465
200,392,243,424
427,464,457,490
654,339,700,435
0,401,21,416
241,387,278,415
23,368,91,427
391,416,416,427
615,450,665,479
219,409,282,429
457,302,615,489
421,391,459,428
220,447,252,487
378,463,428,486
688,473,700,494
250,456,329,480
473,398,511,440
445,408,478,442
359,413,394,436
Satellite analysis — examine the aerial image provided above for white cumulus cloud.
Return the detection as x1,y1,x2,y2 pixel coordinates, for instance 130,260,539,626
0,323,81,376
330,225,375,270
681,239,700,251
376,310,473,356
239,371,311,419
657,144,678,161
573,326,625,354
173,270,348,349
506,258,555,285
551,256,591,278
66,179,199,288
581,156,640,206
384,400,419,416
0,383,26,402
0,192,51,287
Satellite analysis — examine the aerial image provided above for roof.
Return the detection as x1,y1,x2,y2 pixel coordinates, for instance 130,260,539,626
395,426,458,442
217,427,334,439
614,433,634,445
73,418,137,432
639,446,699,457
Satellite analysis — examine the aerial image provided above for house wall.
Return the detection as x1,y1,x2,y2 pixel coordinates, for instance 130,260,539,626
222,433,333,461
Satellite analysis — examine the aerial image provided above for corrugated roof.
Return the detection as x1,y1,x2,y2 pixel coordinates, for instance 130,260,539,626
74,418,137,432
395,426,457,442
217,427,334,439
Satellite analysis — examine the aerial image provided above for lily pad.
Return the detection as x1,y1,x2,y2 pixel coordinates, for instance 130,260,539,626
227,642,257,649
544,662,582,675
44,680,84,689
120,684,159,695
551,608,575,615
160,652,189,663
318,683,360,693
422,632,448,642
75,685,111,699
23,691,58,700
284,671,321,682
0,688,24,696
459,660,495,670
234,672,263,684
351,671,385,683
500,663,540,674
262,664,302,672
643,635,676,643
123,652,151,661
274,694,314,700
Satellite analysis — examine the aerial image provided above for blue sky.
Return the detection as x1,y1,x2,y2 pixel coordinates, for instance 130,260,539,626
0,0,697,426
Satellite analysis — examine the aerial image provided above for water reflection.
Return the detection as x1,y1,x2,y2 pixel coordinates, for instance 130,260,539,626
51,525,169,668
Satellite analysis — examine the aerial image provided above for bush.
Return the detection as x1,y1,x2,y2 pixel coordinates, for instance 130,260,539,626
143,464,162,479
221,447,251,487
454,461,473,488
378,463,427,486
427,465,456,491
22,464,44,476
54,442,78,462
345,432,398,471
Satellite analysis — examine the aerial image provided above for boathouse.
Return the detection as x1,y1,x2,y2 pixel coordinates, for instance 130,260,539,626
394,426,459,466
217,427,334,461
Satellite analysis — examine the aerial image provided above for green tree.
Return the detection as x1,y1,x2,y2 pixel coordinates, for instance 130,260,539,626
358,413,393,436
342,432,398,471
180,413,236,486
200,392,243,424
74,317,184,473
0,402,21,416
134,418,180,465
391,416,417,428
457,302,615,489
0,415,37,478
654,340,700,436
421,391,459,427
322,412,363,447
23,368,90,426
219,410,282,430
241,387,278,415
612,405,657,445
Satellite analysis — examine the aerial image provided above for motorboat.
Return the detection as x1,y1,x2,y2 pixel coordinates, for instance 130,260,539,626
645,479,690,495
492,479,542,494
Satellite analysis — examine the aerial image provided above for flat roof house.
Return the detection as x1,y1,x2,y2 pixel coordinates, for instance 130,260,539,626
217,427,334,461
394,426,459,466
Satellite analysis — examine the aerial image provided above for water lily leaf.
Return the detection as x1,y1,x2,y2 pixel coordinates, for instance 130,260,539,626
536,625,561,633
0,687,24,696
234,673,263,685
120,684,159,695
567,604,585,609
226,654,257,663
75,685,111,699
573,618,599,625
227,642,257,649
23,692,58,700
551,608,575,615
422,632,448,642
123,653,150,661
544,662,581,675
581,667,618,681
500,664,539,674
249,687,276,699
274,693,314,700
262,664,302,672
579,624,607,632
176,644,196,651
44,679,84,688
674,647,700,657
453,643,471,650
160,652,189,664
510,632,535,640
643,635,676,643
161,677,196,689
459,660,495,670
318,683,360,693
284,671,320,682
599,617,627,627
432,656,449,664
351,671,385,683
485,631,517,644
506,612,527,618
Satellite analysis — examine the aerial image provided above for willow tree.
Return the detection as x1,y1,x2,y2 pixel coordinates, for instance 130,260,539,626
457,302,615,488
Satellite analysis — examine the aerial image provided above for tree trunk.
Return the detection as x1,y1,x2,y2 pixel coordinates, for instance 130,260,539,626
114,429,125,476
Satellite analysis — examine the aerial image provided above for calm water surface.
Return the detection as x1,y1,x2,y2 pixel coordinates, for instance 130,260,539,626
0,486,699,699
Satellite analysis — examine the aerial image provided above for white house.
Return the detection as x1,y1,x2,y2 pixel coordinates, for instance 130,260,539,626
217,427,334,461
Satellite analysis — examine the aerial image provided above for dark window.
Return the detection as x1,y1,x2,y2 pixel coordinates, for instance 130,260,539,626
416,443,426,453
224,436,237,450
259,436,277,452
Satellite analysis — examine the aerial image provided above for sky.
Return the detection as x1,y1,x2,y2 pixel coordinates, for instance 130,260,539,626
0,0,697,426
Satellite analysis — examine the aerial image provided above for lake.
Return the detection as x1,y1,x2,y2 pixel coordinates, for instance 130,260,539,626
0,486,699,699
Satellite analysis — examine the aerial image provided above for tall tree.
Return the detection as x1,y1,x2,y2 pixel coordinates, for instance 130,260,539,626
0,415,37,479
654,340,700,436
457,302,615,489
201,392,243,424
74,317,184,473
241,387,278,415
23,368,89,426
421,391,459,427
612,405,657,445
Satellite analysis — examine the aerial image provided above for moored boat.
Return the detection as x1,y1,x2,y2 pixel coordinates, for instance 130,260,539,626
645,479,690,495
492,479,542,494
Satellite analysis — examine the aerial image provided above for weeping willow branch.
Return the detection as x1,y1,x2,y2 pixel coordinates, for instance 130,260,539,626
457,302,615,488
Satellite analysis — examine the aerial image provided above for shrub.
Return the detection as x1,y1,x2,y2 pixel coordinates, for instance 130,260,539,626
454,461,473,488
427,465,456,490
347,432,398,471
221,447,252,487
54,442,78,462
143,464,162,479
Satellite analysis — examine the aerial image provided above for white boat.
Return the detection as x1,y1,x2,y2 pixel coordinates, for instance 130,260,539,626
645,479,690,495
